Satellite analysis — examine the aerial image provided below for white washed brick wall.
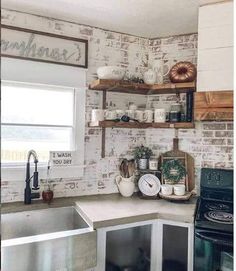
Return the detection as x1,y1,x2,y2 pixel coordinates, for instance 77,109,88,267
1,9,233,202
1,9,148,202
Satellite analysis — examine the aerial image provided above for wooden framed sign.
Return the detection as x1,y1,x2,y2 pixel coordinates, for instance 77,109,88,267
1,24,88,68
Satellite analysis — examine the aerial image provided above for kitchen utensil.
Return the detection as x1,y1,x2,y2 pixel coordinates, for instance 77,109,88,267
116,110,125,118
97,66,126,80
149,159,158,170
154,109,166,123
138,174,161,197
115,175,135,197
161,184,173,196
143,110,153,123
134,110,144,122
174,184,186,196
143,69,156,84
127,159,135,178
105,110,117,120
169,103,182,122
159,191,193,201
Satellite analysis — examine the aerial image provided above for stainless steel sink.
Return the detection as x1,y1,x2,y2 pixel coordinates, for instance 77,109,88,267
1,206,97,271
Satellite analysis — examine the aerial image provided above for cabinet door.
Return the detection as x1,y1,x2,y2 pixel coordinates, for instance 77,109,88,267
157,220,193,271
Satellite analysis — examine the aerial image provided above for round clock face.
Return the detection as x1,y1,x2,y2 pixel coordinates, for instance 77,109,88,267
138,174,161,196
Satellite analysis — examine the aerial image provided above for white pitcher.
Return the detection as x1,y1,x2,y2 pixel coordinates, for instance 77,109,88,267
115,175,135,197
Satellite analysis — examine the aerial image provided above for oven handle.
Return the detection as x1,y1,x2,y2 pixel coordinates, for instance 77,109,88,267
195,231,233,247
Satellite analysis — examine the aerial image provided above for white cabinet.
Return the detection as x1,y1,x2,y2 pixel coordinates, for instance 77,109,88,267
197,1,233,92
95,219,193,271
156,220,194,271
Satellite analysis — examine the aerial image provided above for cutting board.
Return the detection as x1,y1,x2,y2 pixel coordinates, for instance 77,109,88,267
158,138,195,192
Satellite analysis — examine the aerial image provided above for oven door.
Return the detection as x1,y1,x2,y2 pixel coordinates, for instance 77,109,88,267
194,229,233,271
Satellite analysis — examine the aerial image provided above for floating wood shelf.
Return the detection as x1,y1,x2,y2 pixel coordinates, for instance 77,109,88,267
89,79,196,158
89,121,195,129
89,79,196,95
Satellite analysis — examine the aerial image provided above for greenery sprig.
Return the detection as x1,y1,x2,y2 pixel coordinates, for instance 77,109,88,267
162,159,186,183
133,145,153,159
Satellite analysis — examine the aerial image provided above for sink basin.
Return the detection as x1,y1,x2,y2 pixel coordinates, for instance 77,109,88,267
2,206,88,240
1,206,97,271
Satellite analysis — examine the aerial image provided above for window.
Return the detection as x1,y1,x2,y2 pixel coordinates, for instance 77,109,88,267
1,81,75,165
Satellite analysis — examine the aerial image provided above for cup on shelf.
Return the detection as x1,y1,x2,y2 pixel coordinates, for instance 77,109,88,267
144,110,154,123
105,110,117,120
90,109,105,126
116,110,125,119
161,184,173,196
173,184,186,196
134,110,144,122
154,109,166,123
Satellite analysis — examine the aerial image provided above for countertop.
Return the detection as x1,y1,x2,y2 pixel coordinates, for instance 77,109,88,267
2,193,197,229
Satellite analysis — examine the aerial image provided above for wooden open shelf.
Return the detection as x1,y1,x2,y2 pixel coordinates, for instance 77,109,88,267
89,79,196,95
89,79,196,158
89,121,195,129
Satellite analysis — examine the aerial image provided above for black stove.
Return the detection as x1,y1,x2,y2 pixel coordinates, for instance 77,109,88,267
194,168,233,271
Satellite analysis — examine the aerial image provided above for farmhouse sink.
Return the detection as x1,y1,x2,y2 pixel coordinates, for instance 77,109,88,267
1,206,97,271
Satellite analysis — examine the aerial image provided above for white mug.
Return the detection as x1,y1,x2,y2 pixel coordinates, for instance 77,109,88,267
149,159,158,170
105,110,117,120
91,109,104,123
135,110,144,122
116,110,125,118
144,110,154,123
161,184,173,196
174,185,186,196
125,110,135,119
154,109,166,123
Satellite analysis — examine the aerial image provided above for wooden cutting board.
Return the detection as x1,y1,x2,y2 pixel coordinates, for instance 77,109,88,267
158,138,195,192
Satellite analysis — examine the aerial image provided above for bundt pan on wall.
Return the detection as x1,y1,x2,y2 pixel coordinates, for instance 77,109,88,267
169,61,197,83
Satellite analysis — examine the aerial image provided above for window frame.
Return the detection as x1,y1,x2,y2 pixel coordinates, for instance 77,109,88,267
1,80,77,167
1,81,86,179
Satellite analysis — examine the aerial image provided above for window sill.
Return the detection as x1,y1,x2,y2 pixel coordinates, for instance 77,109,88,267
2,164,85,181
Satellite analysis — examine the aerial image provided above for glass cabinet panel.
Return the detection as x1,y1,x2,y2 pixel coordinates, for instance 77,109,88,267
162,224,188,271
106,225,151,271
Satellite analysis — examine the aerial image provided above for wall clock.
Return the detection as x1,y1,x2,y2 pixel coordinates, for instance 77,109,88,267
138,174,161,197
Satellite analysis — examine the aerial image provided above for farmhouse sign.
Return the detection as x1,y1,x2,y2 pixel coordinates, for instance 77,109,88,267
50,151,75,166
1,25,88,68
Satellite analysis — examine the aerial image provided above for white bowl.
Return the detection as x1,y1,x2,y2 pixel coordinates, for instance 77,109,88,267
97,66,125,80
161,184,173,196
173,185,186,196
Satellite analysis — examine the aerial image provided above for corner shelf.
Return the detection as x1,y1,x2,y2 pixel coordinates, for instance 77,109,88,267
88,79,196,158
89,121,195,129
89,79,195,95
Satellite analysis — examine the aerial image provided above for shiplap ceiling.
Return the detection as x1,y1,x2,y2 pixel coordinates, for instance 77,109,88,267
2,0,199,38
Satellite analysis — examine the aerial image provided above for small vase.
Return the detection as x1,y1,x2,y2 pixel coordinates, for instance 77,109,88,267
137,158,148,170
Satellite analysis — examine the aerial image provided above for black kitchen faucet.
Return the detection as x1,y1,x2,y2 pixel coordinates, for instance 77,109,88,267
24,150,40,204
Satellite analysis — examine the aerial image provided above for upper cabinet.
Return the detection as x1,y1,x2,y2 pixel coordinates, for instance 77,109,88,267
197,1,233,92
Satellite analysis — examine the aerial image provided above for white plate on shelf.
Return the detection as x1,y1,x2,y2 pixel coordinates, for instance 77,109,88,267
138,174,161,196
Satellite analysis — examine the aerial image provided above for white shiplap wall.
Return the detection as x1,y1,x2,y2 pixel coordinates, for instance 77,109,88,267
197,1,233,91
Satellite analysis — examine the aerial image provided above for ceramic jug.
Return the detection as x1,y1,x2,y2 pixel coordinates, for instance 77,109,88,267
143,69,156,84
115,176,135,197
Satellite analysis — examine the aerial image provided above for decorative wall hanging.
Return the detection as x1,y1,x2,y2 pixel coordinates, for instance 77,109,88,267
1,24,88,68
169,61,196,83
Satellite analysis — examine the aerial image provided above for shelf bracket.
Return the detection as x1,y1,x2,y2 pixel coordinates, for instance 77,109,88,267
101,90,107,158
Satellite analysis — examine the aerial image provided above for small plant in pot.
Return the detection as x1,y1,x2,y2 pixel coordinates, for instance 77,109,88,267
133,145,153,170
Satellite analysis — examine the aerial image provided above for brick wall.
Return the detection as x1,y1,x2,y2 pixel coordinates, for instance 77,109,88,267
1,9,233,202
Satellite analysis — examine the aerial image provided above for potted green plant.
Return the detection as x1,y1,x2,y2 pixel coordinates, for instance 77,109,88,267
133,145,153,170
